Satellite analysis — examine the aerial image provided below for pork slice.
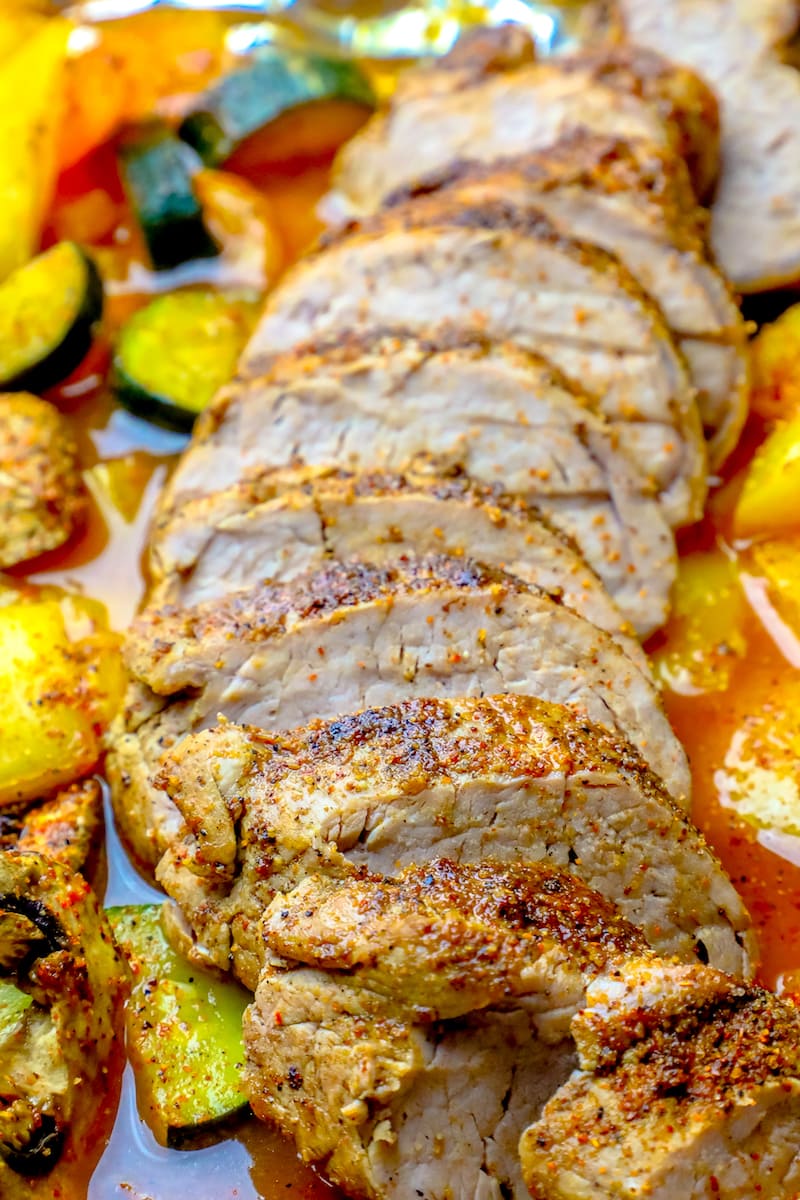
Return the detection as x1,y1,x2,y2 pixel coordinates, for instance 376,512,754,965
153,694,752,990
162,337,676,639
244,858,643,1200
390,139,748,468
520,958,800,1198
245,199,706,528
609,0,800,291
147,464,646,669
329,31,719,216
126,554,687,800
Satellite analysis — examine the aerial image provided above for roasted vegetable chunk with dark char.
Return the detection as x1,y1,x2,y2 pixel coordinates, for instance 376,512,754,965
0,853,126,1197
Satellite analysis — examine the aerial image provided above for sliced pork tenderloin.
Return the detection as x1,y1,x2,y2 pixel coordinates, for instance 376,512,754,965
244,197,706,527
329,29,720,216
161,336,676,638
244,859,647,1200
153,695,752,992
147,465,646,669
125,554,688,798
606,0,800,291
389,139,748,468
521,958,800,1198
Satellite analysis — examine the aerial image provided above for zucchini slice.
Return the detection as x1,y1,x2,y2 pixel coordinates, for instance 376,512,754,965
179,47,375,167
118,122,220,272
107,904,249,1146
0,241,103,392
112,289,257,431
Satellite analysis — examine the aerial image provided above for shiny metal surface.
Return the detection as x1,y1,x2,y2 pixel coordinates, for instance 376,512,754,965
64,0,582,58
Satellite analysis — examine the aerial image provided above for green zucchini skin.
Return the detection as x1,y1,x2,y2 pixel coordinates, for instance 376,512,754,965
107,904,249,1146
0,243,104,393
112,290,257,433
180,49,376,166
118,123,220,272
112,365,197,433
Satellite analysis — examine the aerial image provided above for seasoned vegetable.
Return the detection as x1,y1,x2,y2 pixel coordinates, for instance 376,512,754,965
0,591,124,808
0,392,87,568
118,123,219,272
179,47,375,167
107,904,249,1145
744,538,800,639
650,548,747,694
0,853,126,1198
112,290,257,431
61,9,228,172
750,302,800,422
0,20,68,281
13,778,102,874
194,168,284,291
734,409,800,536
0,242,103,393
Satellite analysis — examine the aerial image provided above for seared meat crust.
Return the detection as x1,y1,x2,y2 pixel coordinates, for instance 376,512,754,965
331,32,719,214
0,393,86,569
608,0,800,291
244,859,644,1200
124,553,687,798
153,695,752,990
147,464,645,667
389,139,748,467
521,960,800,1198
247,196,706,527
162,335,676,638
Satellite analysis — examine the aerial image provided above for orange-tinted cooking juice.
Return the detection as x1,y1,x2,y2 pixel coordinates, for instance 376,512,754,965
19,8,800,1196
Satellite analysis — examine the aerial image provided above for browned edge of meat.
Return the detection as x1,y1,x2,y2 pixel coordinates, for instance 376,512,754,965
152,694,752,991
146,462,647,669
250,197,707,527
244,858,648,1200
603,0,800,291
521,958,800,1198
381,137,748,467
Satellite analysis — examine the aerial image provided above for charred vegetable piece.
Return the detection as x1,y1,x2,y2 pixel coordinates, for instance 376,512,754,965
179,47,375,167
14,778,103,874
0,853,126,1197
107,905,249,1146
0,242,103,392
112,290,257,431
0,591,124,808
118,123,220,272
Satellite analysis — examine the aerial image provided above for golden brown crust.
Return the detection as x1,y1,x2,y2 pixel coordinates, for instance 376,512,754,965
130,553,526,670
264,858,648,989
384,132,708,254
558,44,720,199
316,189,683,355
0,393,87,569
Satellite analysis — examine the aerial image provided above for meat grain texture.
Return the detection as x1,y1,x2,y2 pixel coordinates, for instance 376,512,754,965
162,335,676,638
110,555,690,865
154,695,750,993
606,0,800,291
244,859,645,1200
384,140,748,467
245,197,706,528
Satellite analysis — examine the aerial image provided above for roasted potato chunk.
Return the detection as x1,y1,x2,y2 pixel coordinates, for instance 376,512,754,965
0,591,124,808
0,393,86,569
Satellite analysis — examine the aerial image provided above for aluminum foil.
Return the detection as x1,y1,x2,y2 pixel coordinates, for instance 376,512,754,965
64,0,583,59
